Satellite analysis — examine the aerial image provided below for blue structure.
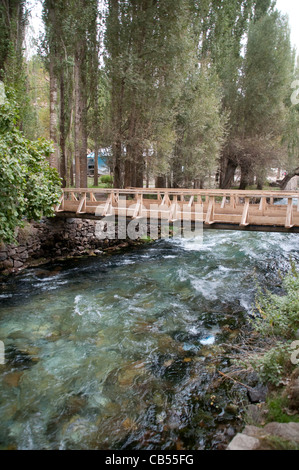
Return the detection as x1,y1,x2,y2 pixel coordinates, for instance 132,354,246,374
87,150,109,175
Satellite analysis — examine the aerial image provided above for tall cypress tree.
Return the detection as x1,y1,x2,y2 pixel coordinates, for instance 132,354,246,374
0,1,29,128
224,9,294,190
105,0,191,188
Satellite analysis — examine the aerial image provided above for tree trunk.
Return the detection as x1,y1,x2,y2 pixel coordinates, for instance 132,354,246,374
74,42,87,189
69,151,74,187
280,167,299,190
49,59,59,170
156,176,166,188
256,169,266,190
94,144,99,187
220,158,238,189
135,149,144,188
239,165,249,190
60,67,66,188
113,139,122,188
112,75,125,188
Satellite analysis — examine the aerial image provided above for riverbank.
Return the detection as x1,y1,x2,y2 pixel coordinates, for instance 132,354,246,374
0,217,152,276
221,267,299,450
225,352,299,450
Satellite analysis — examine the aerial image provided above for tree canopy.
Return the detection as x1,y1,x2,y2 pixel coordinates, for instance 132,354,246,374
0,0,298,195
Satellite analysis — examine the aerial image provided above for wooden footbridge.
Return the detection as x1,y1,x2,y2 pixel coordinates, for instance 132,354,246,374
55,188,299,233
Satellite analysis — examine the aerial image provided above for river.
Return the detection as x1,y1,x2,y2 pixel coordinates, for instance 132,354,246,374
0,230,298,450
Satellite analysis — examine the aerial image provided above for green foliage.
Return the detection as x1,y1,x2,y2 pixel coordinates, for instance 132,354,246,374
22,56,50,141
247,341,293,386
266,393,299,423
252,266,299,339
100,175,113,185
0,1,29,127
173,63,226,186
105,0,193,186
0,87,62,244
241,10,294,138
243,266,299,386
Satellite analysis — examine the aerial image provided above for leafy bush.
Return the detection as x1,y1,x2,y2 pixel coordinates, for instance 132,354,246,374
0,87,62,244
240,265,299,386
251,265,299,339
100,175,113,185
248,341,293,386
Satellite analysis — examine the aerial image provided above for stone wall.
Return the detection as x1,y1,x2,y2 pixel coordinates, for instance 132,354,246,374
0,217,131,275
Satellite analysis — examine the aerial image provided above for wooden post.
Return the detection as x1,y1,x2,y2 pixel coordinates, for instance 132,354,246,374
285,198,294,228
76,192,87,215
161,192,171,207
259,196,267,214
103,193,113,216
90,191,97,202
240,197,250,227
71,191,78,202
205,196,215,225
169,195,178,222
55,194,64,212
132,194,143,219
188,196,194,207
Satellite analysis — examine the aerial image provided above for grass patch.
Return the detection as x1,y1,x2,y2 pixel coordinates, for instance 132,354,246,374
261,435,299,450
266,393,299,424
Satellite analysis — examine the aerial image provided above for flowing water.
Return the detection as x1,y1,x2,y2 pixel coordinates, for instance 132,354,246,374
0,230,298,450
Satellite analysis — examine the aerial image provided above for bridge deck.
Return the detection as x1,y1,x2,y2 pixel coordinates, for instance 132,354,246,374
55,188,299,233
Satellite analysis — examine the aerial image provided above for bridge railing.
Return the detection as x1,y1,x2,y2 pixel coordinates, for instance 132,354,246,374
55,188,299,230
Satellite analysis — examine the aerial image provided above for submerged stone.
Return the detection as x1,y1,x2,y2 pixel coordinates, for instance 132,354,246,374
3,371,24,387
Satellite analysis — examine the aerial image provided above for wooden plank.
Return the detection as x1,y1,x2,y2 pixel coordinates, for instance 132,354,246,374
205,197,215,225
240,198,250,227
76,193,87,215
90,192,97,202
62,188,299,199
213,214,246,223
55,194,64,212
161,193,171,206
188,196,194,207
259,196,267,214
285,198,294,228
169,196,179,222
102,193,113,217
70,192,79,202
221,196,226,209
132,195,144,219
230,195,236,209
58,188,299,229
